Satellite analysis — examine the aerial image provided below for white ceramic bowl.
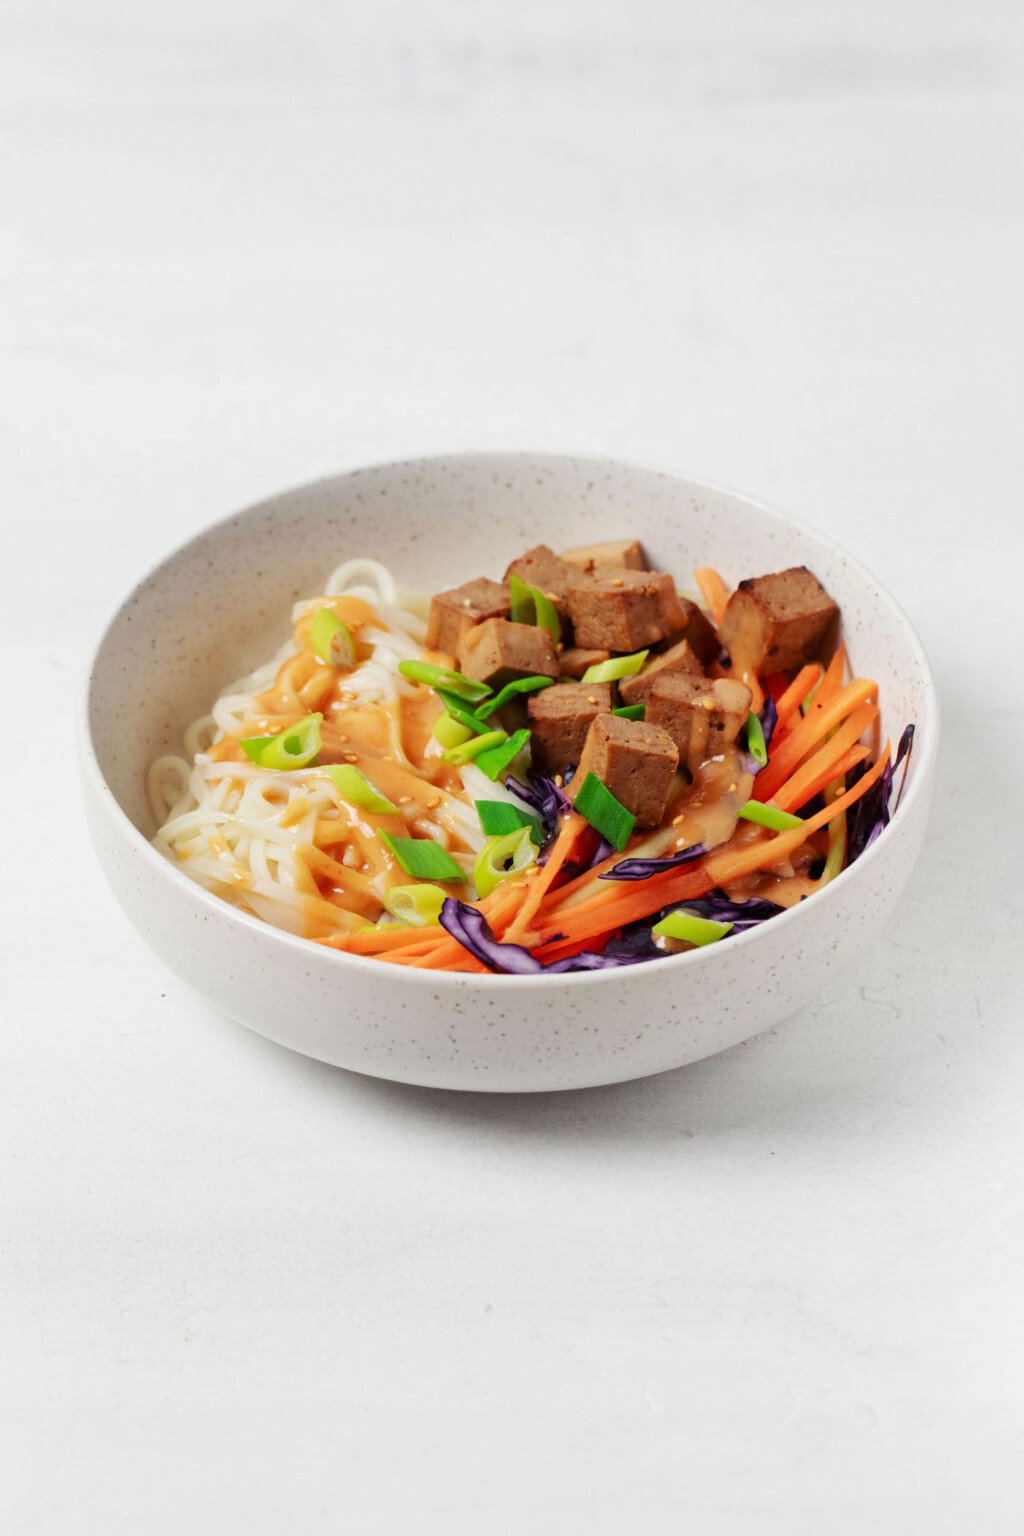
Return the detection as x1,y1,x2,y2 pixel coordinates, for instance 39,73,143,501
81,454,937,1092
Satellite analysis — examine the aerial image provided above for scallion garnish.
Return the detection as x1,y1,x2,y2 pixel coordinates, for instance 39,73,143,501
240,713,323,770
474,728,531,782
432,715,474,750
239,735,275,763
573,772,635,851
745,710,768,768
737,799,804,831
382,883,447,926
435,690,490,735
442,729,508,766
473,827,538,898
508,573,561,643
398,659,492,702
611,703,646,721
581,650,649,683
322,763,397,814
652,909,733,946
476,675,555,719
475,799,544,845
379,833,466,883
310,607,356,668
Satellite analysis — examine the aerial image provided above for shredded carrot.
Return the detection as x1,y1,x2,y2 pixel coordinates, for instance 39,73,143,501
694,567,730,625
772,701,877,812
776,743,868,814
775,664,824,727
501,812,587,943
814,644,847,707
755,678,878,803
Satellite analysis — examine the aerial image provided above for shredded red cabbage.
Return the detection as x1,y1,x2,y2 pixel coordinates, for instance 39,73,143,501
600,843,707,881
439,898,646,973
506,769,573,845
760,695,779,750
846,724,915,863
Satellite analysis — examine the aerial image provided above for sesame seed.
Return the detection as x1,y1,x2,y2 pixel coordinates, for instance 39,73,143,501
611,577,624,588
554,774,564,787
672,813,684,825
427,797,441,809
702,697,715,711
399,795,412,804
344,752,359,762
587,694,597,704
462,597,473,607
728,782,737,793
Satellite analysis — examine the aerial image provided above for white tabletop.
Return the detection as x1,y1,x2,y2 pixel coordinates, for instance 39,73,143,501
4,3,1023,1530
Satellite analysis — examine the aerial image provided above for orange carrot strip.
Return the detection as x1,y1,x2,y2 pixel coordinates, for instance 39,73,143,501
777,744,868,814
533,746,890,952
755,678,878,803
814,644,847,707
501,812,587,943
694,568,730,625
707,744,889,887
775,664,824,727
772,702,877,812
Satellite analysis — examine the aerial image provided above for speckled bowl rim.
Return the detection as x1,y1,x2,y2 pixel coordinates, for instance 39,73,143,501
79,451,939,990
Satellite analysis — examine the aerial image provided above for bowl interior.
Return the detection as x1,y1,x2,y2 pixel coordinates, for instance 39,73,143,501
87,454,935,840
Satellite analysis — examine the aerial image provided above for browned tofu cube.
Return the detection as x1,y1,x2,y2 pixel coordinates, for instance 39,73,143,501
719,566,839,675
426,577,510,658
618,638,706,706
504,545,579,618
561,539,648,577
572,714,679,829
646,674,752,774
527,682,613,775
558,646,611,680
457,618,559,689
567,571,687,652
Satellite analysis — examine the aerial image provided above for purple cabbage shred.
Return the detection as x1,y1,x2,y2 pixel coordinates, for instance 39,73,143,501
600,843,707,881
439,898,647,974
846,724,915,864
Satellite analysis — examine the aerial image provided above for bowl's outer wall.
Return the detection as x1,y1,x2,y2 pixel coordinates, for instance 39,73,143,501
84,455,937,1090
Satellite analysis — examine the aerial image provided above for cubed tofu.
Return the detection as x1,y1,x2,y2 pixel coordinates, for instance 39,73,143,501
572,714,679,829
719,566,839,675
504,545,579,617
674,597,720,666
527,682,613,775
426,577,510,658
561,539,648,577
558,646,611,680
567,571,687,652
456,618,559,689
646,674,752,774
618,638,706,706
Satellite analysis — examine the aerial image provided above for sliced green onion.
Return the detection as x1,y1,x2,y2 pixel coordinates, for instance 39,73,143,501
241,713,323,770
573,771,635,851
475,799,544,845
474,728,531,782
652,908,733,946
473,826,538,899
738,799,804,831
382,883,447,926
432,714,474,750
476,675,555,719
379,833,466,883
611,703,646,721
745,710,768,767
508,572,561,644
239,735,275,763
443,729,508,766
310,607,356,667
435,689,490,735
322,763,397,814
398,659,492,702
581,650,649,683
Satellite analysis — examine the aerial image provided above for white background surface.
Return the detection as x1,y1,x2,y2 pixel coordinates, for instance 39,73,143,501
3,2,1023,1531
